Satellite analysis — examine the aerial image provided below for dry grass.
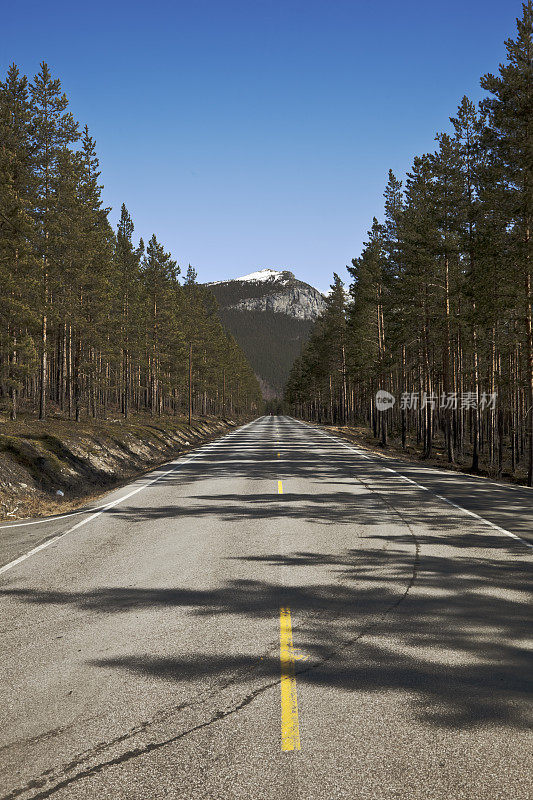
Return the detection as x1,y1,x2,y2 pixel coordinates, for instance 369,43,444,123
0,408,238,521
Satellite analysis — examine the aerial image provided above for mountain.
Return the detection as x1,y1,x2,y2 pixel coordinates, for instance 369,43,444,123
205,269,326,398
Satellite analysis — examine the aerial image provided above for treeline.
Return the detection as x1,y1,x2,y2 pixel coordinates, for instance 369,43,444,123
285,3,533,485
0,63,262,422
217,307,314,396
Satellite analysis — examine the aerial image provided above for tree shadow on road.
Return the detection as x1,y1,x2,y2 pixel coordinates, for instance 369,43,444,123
2,530,531,731
84,427,533,543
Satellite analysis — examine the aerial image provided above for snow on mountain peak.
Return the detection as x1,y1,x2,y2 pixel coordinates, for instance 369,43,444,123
206,268,290,287
236,268,285,283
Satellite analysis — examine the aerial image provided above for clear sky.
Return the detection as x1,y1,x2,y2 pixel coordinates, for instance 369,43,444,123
1,0,518,292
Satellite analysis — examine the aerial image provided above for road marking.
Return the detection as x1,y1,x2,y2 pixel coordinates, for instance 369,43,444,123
0,418,261,576
280,607,301,752
0,420,260,531
278,480,283,494
291,417,533,551
0,458,198,577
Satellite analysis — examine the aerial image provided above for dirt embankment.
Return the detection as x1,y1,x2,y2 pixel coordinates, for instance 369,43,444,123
0,414,243,521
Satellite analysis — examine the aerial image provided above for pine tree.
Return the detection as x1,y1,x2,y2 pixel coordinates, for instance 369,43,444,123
0,65,38,419
185,264,198,285
142,234,179,414
347,219,388,438
480,1,533,483
449,95,485,467
51,147,86,419
114,204,143,418
430,133,465,462
77,126,115,418
30,62,78,419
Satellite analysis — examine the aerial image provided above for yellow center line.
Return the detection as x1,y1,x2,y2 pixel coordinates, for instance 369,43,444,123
280,607,301,752
278,480,283,494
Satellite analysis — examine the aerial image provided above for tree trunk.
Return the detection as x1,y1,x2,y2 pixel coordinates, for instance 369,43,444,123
39,312,47,420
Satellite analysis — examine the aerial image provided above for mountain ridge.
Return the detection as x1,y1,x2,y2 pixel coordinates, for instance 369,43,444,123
204,269,327,398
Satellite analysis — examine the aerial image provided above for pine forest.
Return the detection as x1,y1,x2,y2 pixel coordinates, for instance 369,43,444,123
285,3,533,485
0,63,262,424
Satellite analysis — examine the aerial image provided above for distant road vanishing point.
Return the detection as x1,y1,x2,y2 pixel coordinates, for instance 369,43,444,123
0,416,532,799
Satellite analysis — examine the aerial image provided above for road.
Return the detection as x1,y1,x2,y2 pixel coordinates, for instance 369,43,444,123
0,415,531,799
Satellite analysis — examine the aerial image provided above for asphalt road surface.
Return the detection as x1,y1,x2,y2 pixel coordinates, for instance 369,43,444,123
0,415,531,800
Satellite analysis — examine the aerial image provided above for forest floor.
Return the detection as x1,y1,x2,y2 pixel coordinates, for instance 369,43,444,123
0,409,242,521
319,423,531,488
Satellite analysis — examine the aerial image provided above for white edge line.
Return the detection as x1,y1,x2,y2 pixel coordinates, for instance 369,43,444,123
0,420,256,531
0,418,260,577
291,417,533,551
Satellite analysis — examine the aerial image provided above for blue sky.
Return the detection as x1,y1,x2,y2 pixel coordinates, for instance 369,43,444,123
2,0,518,292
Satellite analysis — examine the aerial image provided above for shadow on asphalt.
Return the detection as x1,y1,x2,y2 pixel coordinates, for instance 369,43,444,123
2,540,531,731
86,418,533,542
1,418,532,733
86,487,533,549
